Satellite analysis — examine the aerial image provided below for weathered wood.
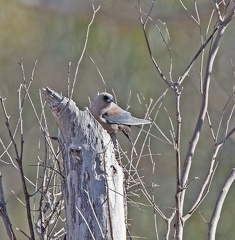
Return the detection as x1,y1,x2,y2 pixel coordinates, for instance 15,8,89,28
43,87,126,240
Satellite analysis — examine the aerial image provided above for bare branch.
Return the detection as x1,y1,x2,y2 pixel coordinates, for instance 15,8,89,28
213,0,224,22
165,210,176,240
183,95,235,220
178,26,218,85
181,11,234,192
67,61,71,97
90,57,106,92
138,0,172,88
208,168,235,240
183,144,220,221
179,0,200,25
69,4,101,99
174,86,182,237
0,173,17,240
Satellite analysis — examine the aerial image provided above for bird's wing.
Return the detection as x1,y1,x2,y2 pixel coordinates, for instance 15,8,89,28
103,111,151,126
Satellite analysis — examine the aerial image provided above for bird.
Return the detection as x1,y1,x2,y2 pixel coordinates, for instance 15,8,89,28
90,92,151,152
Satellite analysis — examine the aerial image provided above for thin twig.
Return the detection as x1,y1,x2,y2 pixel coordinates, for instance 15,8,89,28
90,57,106,92
181,9,234,194
69,5,101,100
0,173,17,240
17,84,35,240
75,208,96,240
138,0,172,88
84,190,105,238
178,26,218,85
67,61,71,98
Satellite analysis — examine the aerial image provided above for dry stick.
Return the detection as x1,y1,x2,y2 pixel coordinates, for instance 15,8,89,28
34,99,54,237
22,85,58,160
90,57,106,92
138,0,172,88
124,93,171,233
148,138,159,240
157,19,173,82
179,0,200,24
178,4,217,87
181,32,214,206
45,196,63,236
34,161,41,235
174,87,182,234
183,102,235,220
1,95,58,238
208,168,235,240
0,137,34,186
1,91,35,239
141,127,172,145
136,90,172,145
180,3,235,225
197,8,217,141
36,146,50,239
138,6,173,82
0,61,37,176
67,61,71,98
15,228,31,240
199,8,214,89
0,173,17,240
26,88,62,236
18,85,36,240
75,207,96,240
137,5,221,228
19,60,37,110
8,60,38,181
134,98,153,168
139,0,217,88
165,210,176,240
3,62,60,239
164,107,175,140
48,203,65,239
222,102,235,142
138,184,164,219
137,1,234,239
178,26,218,86
213,0,223,22
215,96,232,141
206,111,216,141
134,91,170,171
1,89,34,239
181,15,233,188
38,90,59,160
183,144,221,221
69,5,100,100
0,139,13,165
198,9,205,94
122,147,166,220
126,90,132,112
84,190,105,239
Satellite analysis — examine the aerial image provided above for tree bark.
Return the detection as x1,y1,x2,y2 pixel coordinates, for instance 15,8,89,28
43,87,126,240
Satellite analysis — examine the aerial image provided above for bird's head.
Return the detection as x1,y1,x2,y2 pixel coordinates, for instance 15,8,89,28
90,92,114,115
102,93,113,103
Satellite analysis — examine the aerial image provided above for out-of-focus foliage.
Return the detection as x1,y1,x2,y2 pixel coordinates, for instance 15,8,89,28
0,0,235,239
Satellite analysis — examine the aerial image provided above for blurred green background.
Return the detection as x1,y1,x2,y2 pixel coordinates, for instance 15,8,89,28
0,0,235,239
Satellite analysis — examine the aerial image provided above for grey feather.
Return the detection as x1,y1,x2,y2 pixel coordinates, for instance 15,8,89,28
103,112,151,126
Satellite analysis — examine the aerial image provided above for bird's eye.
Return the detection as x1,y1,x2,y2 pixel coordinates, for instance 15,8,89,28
103,95,113,103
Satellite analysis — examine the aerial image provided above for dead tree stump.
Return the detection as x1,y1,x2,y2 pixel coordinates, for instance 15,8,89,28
43,87,126,240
